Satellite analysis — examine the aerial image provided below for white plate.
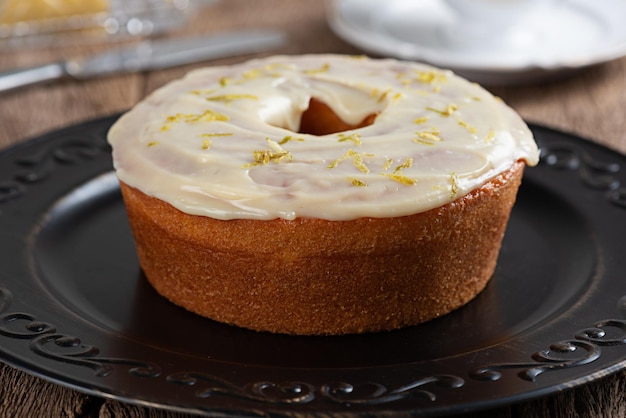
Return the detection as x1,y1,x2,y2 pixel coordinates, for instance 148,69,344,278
326,0,626,85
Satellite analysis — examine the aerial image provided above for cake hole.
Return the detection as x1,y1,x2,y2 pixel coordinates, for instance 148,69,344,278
298,98,378,136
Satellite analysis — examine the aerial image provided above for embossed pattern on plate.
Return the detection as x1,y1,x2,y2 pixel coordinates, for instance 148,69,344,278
0,115,625,417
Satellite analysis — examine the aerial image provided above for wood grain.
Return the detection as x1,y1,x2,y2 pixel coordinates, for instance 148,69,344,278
1,0,625,416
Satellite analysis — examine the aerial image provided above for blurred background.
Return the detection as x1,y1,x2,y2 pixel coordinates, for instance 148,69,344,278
0,0,202,46
1,0,625,154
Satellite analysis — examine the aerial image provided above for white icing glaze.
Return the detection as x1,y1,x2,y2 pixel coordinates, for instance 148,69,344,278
108,54,539,221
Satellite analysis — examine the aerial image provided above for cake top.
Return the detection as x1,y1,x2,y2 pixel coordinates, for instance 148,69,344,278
108,54,539,221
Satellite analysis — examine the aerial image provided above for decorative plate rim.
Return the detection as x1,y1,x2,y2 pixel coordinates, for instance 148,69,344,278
0,115,625,417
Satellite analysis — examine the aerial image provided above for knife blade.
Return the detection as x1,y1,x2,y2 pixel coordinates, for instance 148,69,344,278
0,29,286,93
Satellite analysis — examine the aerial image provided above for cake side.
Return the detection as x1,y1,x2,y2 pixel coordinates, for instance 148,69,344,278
120,161,525,335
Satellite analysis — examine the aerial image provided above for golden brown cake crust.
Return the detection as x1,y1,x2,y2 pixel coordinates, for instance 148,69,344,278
119,161,525,335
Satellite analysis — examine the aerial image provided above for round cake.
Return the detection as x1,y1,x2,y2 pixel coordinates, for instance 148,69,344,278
108,54,539,335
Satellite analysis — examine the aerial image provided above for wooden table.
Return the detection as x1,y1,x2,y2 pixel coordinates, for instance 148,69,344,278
1,1,625,416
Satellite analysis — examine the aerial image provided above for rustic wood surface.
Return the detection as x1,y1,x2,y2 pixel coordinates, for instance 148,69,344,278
1,0,626,417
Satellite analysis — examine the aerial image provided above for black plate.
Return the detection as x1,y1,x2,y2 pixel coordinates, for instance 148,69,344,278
0,115,625,417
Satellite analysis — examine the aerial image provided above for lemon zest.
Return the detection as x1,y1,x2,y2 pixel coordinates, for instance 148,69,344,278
338,132,361,145
206,94,258,104
200,132,233,137
450,172,460,198
245,138,293,167
350,178,368,187
303,63,330,74
426,104,457,117
327,149,371,173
